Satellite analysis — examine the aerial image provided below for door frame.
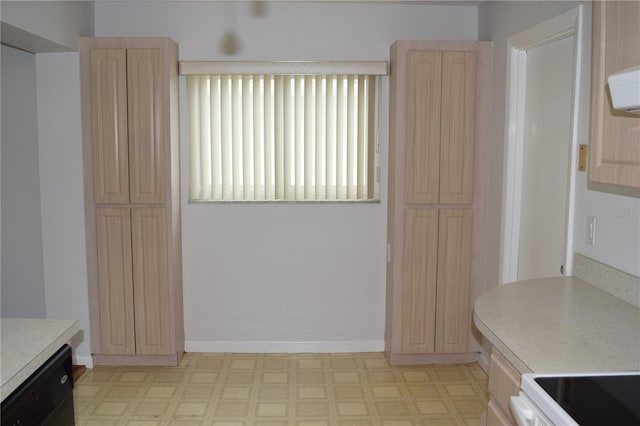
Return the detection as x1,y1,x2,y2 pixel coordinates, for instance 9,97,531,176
500,6,584,285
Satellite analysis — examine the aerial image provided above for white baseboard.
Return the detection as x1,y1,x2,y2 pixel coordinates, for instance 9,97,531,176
74,354,94,369
477,347,489,374
185,340,385,354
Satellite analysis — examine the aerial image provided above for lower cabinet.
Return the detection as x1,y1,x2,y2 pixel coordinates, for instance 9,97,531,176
95,207,178,363
487,400,512,426
388,208,473,363
486,349,521,426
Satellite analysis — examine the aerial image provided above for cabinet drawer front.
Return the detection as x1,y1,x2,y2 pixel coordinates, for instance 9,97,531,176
488,351,520,423
127,49,166,204
95,208,136,354
91,49,130,204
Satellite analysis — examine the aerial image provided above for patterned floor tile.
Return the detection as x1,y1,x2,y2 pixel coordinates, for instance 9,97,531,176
74,352,489,425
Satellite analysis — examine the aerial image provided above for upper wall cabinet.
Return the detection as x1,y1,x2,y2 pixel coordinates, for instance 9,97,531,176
589,1,640,197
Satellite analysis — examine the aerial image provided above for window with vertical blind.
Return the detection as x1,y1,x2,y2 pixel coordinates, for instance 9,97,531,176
180,61,387,202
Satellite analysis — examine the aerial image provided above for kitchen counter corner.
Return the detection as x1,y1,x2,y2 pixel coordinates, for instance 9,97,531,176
473,276,640,374
1,318,79,401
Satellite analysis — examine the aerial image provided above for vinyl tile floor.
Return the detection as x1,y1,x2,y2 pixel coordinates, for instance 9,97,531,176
74,352,489,426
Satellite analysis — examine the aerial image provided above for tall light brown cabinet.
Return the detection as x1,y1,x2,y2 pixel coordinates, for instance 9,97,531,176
385,41,491,364
81,37,184,366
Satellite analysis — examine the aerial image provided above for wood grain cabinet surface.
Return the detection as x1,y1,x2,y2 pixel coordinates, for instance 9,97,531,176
91,48,165,204
81,37,184,366
589,1,640,196
487,350,520,425
385,40,490,365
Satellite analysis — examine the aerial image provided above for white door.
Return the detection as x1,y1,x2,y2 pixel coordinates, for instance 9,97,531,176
517,35,575,280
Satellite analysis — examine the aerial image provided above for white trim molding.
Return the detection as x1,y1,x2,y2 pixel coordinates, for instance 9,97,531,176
179,61,389,76
185,340,385,354
500,5,584,285
75,355,94,369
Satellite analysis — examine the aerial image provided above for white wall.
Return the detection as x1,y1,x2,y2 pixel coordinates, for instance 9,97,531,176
1,0,93,362
478,0,640,282
0,1,94,52
95,1,478,351
1,45,46,318
95,2,477,61
574,179,640,276
35,52,92,365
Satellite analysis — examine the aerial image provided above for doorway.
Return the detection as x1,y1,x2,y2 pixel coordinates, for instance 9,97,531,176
500,7,584,284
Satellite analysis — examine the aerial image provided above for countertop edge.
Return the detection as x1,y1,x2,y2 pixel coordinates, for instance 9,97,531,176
472,310,531,374
1,319,79,401
473,276,640,374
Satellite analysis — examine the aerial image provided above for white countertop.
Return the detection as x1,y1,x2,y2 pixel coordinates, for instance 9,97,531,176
1,318,79,401
473,276,640,374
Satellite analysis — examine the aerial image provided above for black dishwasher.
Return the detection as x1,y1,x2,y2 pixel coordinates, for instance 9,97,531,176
1,344,75,425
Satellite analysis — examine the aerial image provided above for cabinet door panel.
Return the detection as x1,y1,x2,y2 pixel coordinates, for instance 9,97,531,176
489,351,520,424
128,49,165,204
96,208,135,354
440,52,476,204
486,400,513,426
131,207,171,354
91,49,129,204
435,208,472,353
405,51,441,205
589,1,640,192
401,208,439,353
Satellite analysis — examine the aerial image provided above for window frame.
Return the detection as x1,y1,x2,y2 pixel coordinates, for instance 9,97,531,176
180,61,387,203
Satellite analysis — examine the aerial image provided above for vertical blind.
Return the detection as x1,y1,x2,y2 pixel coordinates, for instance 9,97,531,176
186,70,382,202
